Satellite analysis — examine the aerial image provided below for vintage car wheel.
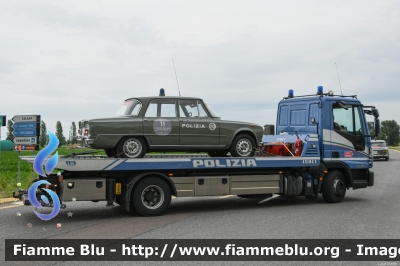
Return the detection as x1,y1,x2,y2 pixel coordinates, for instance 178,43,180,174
104,149,117,158
230,134,256,157
117,137,147,158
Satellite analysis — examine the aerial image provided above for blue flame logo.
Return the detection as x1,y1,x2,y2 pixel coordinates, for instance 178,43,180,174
34,130,59,177
28,180,61,221
29,130,60,220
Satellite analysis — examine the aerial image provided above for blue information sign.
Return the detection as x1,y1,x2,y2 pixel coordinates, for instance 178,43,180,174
13,130,36,137
13,122,36,129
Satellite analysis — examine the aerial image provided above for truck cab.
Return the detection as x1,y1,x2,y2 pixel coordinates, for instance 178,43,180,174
263,86,380,190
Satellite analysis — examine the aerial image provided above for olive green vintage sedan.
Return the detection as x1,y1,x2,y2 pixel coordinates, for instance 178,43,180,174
78,90,263,158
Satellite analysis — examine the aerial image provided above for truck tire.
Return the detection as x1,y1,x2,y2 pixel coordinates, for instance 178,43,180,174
230,134,256,157
322,170,346,203
117,137,147,158
132,177,171,216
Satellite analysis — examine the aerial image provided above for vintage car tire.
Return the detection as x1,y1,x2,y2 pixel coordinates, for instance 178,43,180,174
230,134,256,157
322,170,346,203
132,177,171,216
104,149,117,158
117,137,147,158
207,151,228,157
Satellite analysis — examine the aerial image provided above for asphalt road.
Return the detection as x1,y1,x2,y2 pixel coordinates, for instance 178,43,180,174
1,151,399,266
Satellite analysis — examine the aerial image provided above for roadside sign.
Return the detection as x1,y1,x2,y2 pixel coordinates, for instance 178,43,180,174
0,115,5,127
14,145,36,151
12,137,37,145
13,129,37,137
12,122,36,129
11,115,41,149
11,115,39,123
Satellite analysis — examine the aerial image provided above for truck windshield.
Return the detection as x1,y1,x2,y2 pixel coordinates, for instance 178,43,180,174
116,100,142,116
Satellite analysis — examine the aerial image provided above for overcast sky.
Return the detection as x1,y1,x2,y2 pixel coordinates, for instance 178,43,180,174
1,0,399,141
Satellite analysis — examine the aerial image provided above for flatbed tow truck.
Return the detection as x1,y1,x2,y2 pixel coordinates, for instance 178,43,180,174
18,86,380,216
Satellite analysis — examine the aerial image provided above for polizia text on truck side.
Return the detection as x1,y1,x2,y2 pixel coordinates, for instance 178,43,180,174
18,86,380,216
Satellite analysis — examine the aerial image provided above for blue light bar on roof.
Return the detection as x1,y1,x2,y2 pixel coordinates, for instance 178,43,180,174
317,86,323,95
159,88,165,96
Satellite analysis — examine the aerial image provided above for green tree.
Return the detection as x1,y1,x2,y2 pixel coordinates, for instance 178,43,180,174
40,121,48,147
55,121,66,147
6,119,13,140
379,120,400,146
69,122,77,144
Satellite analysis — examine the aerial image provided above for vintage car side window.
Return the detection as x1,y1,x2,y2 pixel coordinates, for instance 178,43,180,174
145,100,176,117
179,100,208,117
197,102,208,117
160,101,176,117
116,99,142,116
130,102,142,116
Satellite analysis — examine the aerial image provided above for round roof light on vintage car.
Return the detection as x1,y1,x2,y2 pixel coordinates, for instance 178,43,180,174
317,86,323,95
159,88,165,96
328,90,334,96
288,89,294,98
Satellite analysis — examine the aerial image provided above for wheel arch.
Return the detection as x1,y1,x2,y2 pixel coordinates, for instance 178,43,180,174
322,161,353,188
229,130,258,149
120,172,177,212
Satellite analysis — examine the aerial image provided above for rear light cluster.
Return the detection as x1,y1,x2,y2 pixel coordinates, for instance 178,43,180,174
78,124,90,136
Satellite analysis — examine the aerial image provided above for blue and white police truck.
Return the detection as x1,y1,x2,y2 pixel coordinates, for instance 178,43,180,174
20,86,380,216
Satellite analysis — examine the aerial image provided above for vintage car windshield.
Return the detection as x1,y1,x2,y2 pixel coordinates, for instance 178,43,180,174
204,102,220,118
372,142,386,147
116,99,142,116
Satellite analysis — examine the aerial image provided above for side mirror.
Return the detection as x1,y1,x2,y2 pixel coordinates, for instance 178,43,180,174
372,108,380,118
374,118,380,136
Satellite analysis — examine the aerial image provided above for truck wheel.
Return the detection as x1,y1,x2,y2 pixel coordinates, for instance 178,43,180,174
385,156,389,161
104,149,117,158
322,170,346,203
207,151,228,157
117,137,147,158
132,177,171,216
230,134,256,157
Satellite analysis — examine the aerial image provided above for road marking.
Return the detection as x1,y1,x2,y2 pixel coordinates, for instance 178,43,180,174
219,195,234,198
0,205,22,210
258,194,280,204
